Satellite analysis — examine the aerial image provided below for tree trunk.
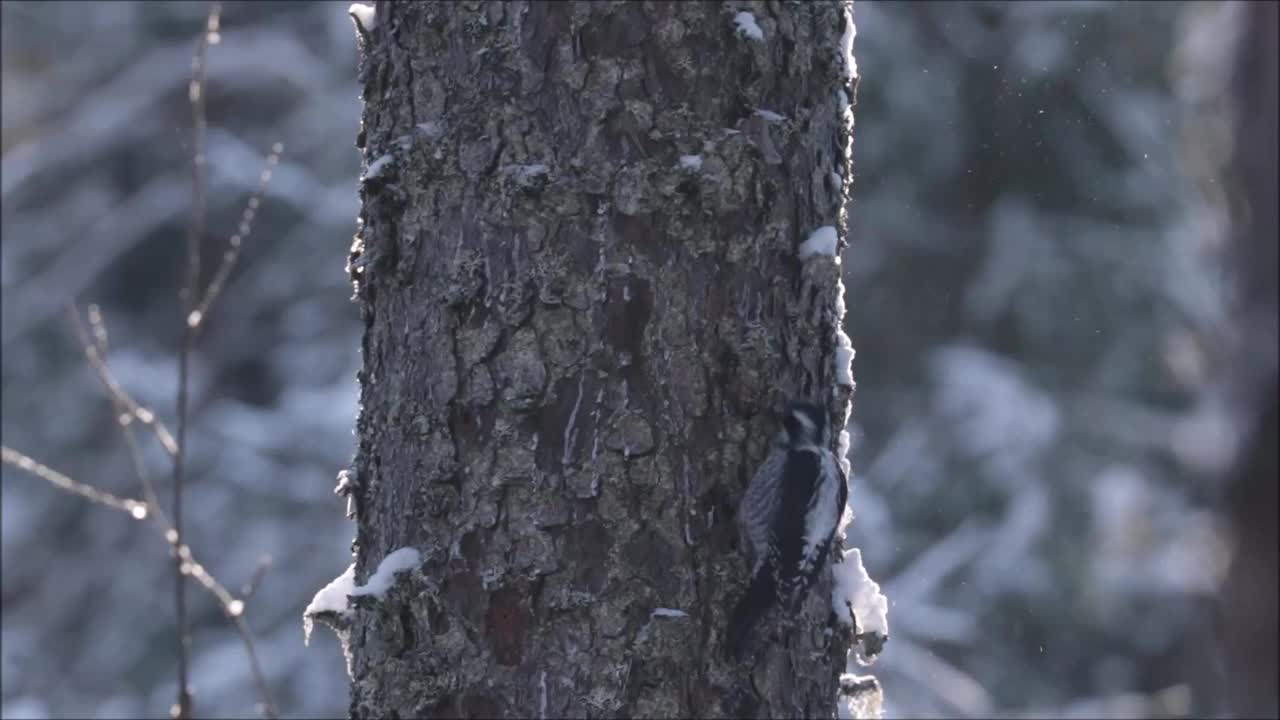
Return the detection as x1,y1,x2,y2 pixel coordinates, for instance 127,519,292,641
342,1,858,717
1216,1,1278,716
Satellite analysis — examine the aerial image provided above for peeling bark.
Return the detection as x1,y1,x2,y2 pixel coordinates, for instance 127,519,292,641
342,1,859,717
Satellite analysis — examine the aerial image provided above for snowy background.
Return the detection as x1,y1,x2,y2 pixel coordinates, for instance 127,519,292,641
1,1,1240,718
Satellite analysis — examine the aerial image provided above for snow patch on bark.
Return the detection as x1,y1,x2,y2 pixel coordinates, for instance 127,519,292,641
832,547,889,640
732,11,765,41
304,564,355,646
678,154,703,170
651,607,689,619
799,226,840,260
362,153,393,181
303,547,421,645
352,547,421,598
754,108,787,123
349,4,376,32
835,333,856,388
838,674,883,719
840,5,858,81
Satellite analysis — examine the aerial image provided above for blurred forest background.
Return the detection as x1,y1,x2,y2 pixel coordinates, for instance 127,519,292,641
0,1,1259,718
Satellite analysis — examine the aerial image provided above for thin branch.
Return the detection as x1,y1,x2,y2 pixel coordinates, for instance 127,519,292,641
228,614,279,720
189,142,284,331
173,6,221,718
175,542,279,720
120,416,172,527
15,5,282,717
13,4,281,717
68,303,171,526
0,448,279,719
64,301,177,456
71,301,279,717
241,555,274,601
86,303,110,357
0,446,148,519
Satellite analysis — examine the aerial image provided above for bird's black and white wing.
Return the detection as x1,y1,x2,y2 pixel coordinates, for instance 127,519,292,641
738,446,786,573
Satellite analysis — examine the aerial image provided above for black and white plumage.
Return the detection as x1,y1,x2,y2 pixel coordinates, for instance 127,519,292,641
726,401,848,660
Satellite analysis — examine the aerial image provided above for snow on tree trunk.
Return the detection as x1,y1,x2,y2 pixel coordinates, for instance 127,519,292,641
340,1,862,717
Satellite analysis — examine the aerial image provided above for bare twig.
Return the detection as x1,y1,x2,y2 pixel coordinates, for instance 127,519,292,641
241,555,275,601
0,448,279,719
172,6,221,718
10,5,284,716
64,301,177,456
86,303,110,356
28,302,283,720
67,303,172,526
119,414,171,527
175,542,278,720
189,142,284,331
0,446,149,519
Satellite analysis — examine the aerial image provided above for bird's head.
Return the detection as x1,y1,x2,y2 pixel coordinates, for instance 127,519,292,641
782,401,828,449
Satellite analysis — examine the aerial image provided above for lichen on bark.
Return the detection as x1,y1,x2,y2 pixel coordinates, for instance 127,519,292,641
340,1,863,717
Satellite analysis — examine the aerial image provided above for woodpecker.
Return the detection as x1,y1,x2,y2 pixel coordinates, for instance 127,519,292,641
727,400,848,660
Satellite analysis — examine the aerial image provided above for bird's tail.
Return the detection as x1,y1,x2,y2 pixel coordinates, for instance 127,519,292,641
725,568,777,661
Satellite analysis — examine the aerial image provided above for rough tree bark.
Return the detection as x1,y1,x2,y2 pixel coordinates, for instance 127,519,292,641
339,1,860,717
1216,1,1278,716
